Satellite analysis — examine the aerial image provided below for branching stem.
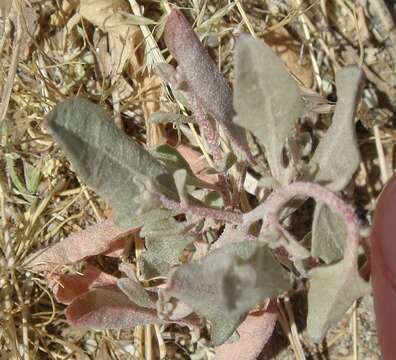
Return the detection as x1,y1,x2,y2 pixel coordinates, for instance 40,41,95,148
162,181,360,265
244,182,360,264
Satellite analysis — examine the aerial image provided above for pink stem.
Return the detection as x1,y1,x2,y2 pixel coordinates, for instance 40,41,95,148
161,181,360,265
160,195,243,224
243,182,360,264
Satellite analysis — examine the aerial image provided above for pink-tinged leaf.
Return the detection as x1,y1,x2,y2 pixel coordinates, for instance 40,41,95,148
176,144,218,184
26,220,138,272
163,9,252,161
66,286,166,329
51,265,117,305
101,236,128,258
215,301,277,360
66,286,201,329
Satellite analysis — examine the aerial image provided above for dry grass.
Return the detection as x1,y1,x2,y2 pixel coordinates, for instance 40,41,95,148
0,0,393,358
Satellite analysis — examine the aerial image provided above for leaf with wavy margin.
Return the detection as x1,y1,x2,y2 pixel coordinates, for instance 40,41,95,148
165,241,290,345
234,35,303,183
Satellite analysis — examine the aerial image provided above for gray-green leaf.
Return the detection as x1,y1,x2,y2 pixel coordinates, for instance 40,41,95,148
311,202,347,264
234,35,303,184
165,241,291,345
117,278,156,309
139,214,195,279
311,66,364,191
307,259,369,342
46,98,178,228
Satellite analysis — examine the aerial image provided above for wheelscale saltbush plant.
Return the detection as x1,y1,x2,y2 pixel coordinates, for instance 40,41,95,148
27,8,370,358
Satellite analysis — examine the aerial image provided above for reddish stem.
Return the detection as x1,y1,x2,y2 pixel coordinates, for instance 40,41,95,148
243,182,360,264
160,195,243,224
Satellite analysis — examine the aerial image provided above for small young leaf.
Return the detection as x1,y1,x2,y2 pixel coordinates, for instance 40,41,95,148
173,169,189,204
46,97,178,228
311,202,347,264
157,290,195,321
234,35,303,183
139,216,195,279
165,241,291,345
307,259,369,342
311,66,364,191
221,152,237,172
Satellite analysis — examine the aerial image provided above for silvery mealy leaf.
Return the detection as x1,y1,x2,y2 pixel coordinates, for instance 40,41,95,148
307,259,369,342
234,35,303,183
46,98,178,228
165,241,291,345
311,202,347,264
311,66,365,191
139,213,195,280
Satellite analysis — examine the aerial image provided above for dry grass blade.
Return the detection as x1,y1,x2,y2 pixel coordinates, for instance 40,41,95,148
0,6,22,124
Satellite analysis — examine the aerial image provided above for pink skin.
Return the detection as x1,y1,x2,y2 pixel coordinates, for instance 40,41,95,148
371,173,396,359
